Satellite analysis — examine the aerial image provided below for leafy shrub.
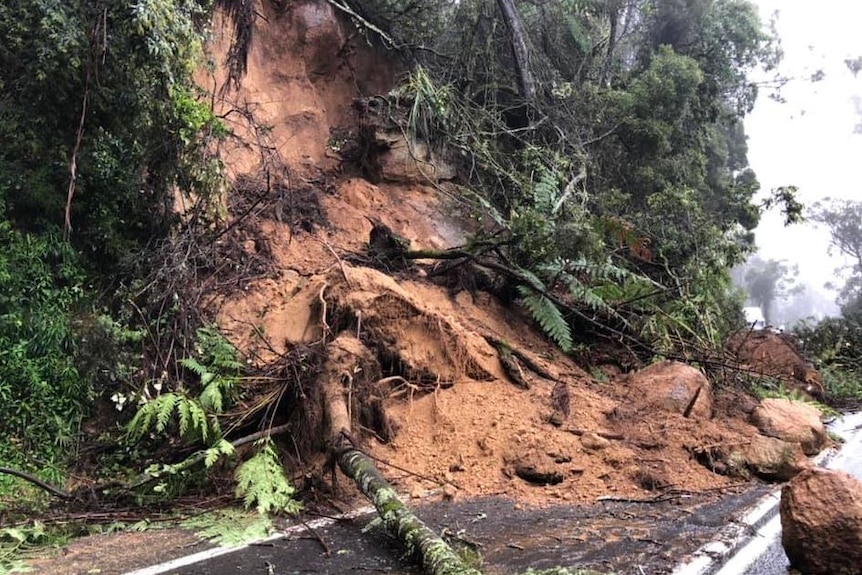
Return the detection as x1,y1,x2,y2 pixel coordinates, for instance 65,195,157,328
0,224,88,483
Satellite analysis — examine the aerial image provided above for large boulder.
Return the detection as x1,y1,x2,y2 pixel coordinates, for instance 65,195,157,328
726,329,825,398
750,398,827,456
743,435,811,481
625,361,712,419
780,468,862,575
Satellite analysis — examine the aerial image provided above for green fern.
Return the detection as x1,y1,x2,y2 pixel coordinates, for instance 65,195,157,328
198,377,226,413
532,163,559,215
127,392,213,442
180,357,208,377
204,438,236,468
517,285,573,352
235,439,302,515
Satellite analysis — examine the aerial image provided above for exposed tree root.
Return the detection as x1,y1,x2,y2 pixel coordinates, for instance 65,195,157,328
319,332,481,575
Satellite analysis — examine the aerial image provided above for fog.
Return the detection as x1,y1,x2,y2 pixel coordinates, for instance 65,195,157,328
743,0,862,325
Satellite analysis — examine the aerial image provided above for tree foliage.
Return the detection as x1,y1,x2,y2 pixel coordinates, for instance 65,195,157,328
358,0,780,355
740,256,801,324
809,198,862,303
0,0,220,481
797,198,862,400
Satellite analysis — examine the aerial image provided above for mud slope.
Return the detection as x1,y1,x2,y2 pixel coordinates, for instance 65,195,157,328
206,0,763,508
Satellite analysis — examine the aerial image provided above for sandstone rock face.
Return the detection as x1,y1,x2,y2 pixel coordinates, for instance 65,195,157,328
626,361,712,419
751,398,827,456
743,434,811,481
378,135,457,183
780,468,862,575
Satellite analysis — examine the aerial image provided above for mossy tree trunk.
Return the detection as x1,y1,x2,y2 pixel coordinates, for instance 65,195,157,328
336,447,482,575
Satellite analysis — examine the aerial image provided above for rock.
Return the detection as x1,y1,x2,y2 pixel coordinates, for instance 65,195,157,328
626,360,712,419
726,329,825,399
780,468,862,575
580,432,611,451
441,483,458,500
751,398,827,456
377,134,457,184
743,435,811,481
505,449,565,486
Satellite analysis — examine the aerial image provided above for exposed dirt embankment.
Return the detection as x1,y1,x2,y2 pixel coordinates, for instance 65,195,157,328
201,0,812,509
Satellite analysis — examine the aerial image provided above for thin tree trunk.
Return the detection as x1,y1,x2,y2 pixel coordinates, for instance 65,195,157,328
599,7,619,87
496,0,535,101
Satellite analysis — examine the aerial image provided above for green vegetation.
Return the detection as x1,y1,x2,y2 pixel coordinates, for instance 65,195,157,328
181,508,274,547
358,0,790,360
792,198,862,404
0,0,229,495
0,0,832,562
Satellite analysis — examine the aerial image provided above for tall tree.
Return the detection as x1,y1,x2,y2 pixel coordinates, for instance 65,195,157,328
742,256,801,324
809,198,862,304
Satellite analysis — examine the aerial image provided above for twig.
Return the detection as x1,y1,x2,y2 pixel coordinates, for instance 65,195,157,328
359,449,452,488
299,518,332,556
324,0,399,49
597,492,686,504
317,237,352,287
564,429,624,441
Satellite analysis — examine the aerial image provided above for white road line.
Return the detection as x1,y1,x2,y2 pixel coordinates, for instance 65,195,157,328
124,505,376,575
671,410,862,575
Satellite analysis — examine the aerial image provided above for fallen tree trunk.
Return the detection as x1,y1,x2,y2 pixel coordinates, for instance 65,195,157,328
337,447,481,575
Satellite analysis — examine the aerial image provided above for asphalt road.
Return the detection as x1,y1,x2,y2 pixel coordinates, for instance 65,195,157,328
717,411,862,575
129,413,862,575
129,487,772,575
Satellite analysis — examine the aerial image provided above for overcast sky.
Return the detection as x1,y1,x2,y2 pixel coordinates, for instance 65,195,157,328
745,0,862,310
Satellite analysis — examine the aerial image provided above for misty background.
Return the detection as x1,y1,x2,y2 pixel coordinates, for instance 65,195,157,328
739,0,862,327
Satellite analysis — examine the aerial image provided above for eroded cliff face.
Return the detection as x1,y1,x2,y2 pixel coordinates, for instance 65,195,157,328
202,0,809,507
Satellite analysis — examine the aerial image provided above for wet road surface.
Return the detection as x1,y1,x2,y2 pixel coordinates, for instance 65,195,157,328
133,413,862,575
727,412,862,575
144,486,771,575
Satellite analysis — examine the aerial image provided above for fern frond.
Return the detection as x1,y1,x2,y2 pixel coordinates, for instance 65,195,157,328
127,403,156,441
180,357,208,377
204,439,236,468
532,164,559,215
199,379,224,413
127,393,181,439
187,400,210,442
517,285,573,352
177,398,191,437
567,280,611,311
516,266,548,292
154,393,180,433
235,439,302,515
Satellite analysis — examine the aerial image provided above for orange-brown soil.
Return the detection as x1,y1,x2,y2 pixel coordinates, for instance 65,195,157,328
204,0,766,509
20,3,806,573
